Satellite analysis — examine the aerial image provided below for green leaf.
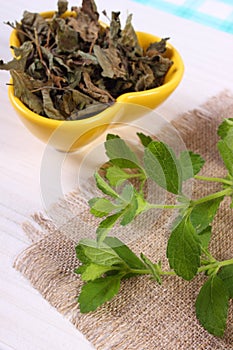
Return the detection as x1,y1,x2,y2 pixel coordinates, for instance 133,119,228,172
230,196,233,209
104,236,147,270
179,150,205,180
120,183,134,201
106,165,132,186
78,263,117,281
195,275,229,337
144,141,182,194
218,264,233,298
96,212,122,243
119,184,138,226
190,197,223,234
78,276,121,313
198,226,212,250
137,132,153,147
218,139,233,176
167,217,201,280
94,172,119,199
217,118,233,147
105,134,140,169
76,244,91,264
140,253,162,284
134,191,148,215
120,195,138,225
89,197,118,217
77,238,123,266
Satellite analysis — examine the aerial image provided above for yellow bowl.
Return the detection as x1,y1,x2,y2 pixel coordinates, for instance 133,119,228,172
9,11,184,152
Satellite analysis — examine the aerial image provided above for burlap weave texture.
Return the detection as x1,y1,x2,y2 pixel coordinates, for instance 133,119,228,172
14,91,233,349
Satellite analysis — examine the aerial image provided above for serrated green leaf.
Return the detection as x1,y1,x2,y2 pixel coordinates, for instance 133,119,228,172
144,141,182,194
94,172,119,199
104,236,146,270
79,263,117,281
218,139,233,177
167,217,201,280
179,150,205,180
190,197,223,234
77,238,123,266
78,276,121,313
198,226,212,249
89,197,118,217
137,132,153,147
195,275,229,337
105,134,140,169
96,212,122,243
141,253,162,284
218,264,233,298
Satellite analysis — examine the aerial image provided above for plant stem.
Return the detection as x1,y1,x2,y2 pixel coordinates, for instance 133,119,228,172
147,203,186,210
130,258,233,279
191,188,233,206
130,268,151,275
130,267,176,276
195,175,233,186
198,258,233,274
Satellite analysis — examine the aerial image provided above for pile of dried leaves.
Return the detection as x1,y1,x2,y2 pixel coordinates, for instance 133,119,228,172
0,0,173,120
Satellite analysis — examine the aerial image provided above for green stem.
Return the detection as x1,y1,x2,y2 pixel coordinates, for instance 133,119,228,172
191,188,233,206
130,268,151,275
198,258,233,274
218,258,233,268
130,267,176,276
147,203,186,210
195,175,233,186
160,270,176,276
130,258,233,278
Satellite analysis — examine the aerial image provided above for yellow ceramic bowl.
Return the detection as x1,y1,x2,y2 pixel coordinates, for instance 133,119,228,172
9,11,184,152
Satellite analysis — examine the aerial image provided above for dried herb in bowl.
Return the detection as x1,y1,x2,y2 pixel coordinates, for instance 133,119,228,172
0,0,173,120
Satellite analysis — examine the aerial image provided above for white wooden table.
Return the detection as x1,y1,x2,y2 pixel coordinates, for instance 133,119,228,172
1,1,233,349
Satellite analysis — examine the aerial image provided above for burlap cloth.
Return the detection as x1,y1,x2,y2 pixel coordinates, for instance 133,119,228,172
14,91,233,349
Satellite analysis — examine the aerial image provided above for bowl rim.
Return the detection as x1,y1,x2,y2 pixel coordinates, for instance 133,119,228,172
9,10,184,125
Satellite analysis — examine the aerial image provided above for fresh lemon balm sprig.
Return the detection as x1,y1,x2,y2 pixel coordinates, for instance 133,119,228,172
75,118,233,337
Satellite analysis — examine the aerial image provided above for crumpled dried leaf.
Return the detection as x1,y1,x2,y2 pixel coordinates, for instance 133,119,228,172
93,45,127,79
68,12,99,45
17,11,49,44
41,89,65,120
2,0,173,120
135,62,155,91
71,101,113,120
146,37,170,56
10,69,44,114
81,71,115,103
57,0,68,16
55,18,79,52
0,41,33,72
120,14,143,56
81,0,99,22
109,12,121,45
